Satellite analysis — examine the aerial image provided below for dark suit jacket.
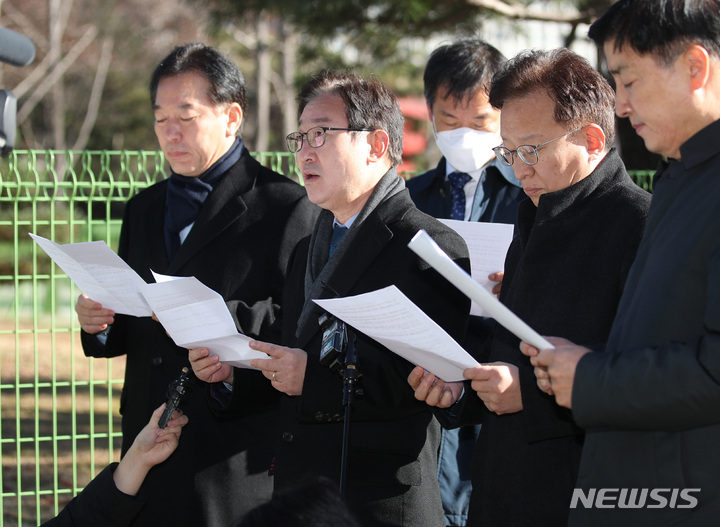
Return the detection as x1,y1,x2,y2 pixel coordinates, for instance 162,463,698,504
406,157,524,227
274,190,471,527
80,147,319,526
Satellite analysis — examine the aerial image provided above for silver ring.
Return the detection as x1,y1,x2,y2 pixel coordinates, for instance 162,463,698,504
272,371,276,381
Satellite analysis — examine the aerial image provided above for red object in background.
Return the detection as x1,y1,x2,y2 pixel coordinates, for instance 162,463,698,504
398,96,429,175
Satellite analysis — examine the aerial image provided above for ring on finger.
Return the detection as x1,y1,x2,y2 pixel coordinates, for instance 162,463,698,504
272,371,276,381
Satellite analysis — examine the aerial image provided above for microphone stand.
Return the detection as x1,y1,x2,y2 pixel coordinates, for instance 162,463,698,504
339,331,359,496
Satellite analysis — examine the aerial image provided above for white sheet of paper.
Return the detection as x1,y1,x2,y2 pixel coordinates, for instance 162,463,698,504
439,219,514,316
29,233,152,317
314,286,479,382
408,230,555,351
140,274,267,369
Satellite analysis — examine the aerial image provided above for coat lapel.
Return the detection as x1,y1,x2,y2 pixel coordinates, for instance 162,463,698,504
294,193,408,349
168,150,257,274
141,189,172,274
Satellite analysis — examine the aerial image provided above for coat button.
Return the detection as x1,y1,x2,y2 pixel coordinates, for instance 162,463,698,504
151,357,162,366
282,432,293,442
332,414,342,422
315,412,325,421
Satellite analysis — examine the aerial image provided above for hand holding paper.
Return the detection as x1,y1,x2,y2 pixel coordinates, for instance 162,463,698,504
30,233,152,317
408,230,555,351
140,274,268,370
314,285,479,382
438,219,514,316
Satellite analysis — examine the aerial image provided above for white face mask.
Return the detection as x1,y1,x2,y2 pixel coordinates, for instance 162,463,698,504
433,122,500,173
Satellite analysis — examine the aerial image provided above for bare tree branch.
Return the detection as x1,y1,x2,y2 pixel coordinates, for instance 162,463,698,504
466,0,596,24
17,25,97,123
231,26,257,51
72,35,114,151
12,50,54,99
57,0,74,41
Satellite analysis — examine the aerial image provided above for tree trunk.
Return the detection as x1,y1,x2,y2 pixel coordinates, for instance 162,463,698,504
280,21,298,136
255,14,271,151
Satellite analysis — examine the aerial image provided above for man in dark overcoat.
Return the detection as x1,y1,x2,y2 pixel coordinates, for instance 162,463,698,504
409,48,651,526
74,43,318,526
525,2,720,525
191,70,471,527
406,38,524,527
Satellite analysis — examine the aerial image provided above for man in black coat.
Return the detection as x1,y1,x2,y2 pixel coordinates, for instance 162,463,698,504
524,2,720,525
409,49,651,526
75,43,318,526
191,70,470,527
406,38,525,527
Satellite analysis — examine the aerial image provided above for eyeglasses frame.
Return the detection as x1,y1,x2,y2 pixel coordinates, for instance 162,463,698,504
286,126,375,153
492,126,585,167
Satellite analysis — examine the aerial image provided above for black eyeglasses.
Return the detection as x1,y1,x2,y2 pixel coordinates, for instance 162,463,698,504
492,127,584,166
286,126,374,153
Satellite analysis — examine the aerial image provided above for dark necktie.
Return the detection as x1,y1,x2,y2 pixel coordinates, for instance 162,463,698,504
448,171,471,220
329,224,348,257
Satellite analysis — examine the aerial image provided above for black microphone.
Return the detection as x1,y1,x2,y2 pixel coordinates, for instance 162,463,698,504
158,367,191,429
0,27,36,67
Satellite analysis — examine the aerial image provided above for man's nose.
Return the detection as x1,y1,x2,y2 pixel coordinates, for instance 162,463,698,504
298,139,316,162
163,121,182,142
512,159,534,181
614,85,631,118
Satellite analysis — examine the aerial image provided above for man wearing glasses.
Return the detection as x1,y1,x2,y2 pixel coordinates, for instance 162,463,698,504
408,48,650,526
190,70,471,526
524,1,720,525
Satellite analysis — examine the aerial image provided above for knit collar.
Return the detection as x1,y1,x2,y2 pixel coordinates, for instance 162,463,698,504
526,147,627,224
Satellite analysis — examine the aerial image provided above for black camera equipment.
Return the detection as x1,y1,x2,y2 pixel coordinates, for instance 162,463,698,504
0,26,37,155
158,367,191,429
318,312,363,496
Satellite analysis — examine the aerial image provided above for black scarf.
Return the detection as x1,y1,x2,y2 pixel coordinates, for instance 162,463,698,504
163,138,243,260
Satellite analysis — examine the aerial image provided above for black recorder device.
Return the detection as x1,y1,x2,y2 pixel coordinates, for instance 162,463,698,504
319,312,347,373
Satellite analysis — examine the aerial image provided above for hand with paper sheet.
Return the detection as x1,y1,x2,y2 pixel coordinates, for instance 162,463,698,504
75,294,116,335
408,230,554,351
403,230,554,414
30,233,153,318
313,285,479,383
438,219,514,315
139,275,269,371
407,359,523,416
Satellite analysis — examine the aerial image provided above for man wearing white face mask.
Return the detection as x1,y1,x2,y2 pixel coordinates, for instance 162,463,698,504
406,38,525,527
409,39,523,225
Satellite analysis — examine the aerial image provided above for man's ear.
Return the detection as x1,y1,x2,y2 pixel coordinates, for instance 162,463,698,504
367,129,390,162
583,123,606,158
684,44,711,92
227,102,243,137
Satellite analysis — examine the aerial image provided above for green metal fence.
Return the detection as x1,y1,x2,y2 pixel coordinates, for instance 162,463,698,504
0,149,300,527
0,149,653,526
